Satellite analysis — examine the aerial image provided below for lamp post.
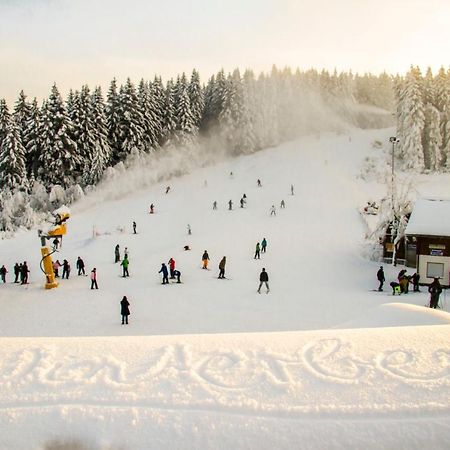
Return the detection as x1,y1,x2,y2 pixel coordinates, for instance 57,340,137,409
389,136,400,213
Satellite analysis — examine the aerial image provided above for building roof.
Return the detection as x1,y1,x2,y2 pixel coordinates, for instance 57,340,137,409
405,198,450,237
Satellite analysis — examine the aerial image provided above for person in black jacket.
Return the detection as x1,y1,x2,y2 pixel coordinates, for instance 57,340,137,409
428,278,443,309
258,268,270,294
61,259,70,279
13,263,20,283
159,263,169,284
376,266,385,291
76,257,85,276
120,295,130,325
21,262,29,284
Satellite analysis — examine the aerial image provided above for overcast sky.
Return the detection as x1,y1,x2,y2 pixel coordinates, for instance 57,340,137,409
1,0,449,104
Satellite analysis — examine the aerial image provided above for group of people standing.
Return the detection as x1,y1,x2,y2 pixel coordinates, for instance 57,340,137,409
376,266,445,308
0,262,29,284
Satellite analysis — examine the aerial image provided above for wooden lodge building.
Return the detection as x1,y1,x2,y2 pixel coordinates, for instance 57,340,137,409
405,199,450,287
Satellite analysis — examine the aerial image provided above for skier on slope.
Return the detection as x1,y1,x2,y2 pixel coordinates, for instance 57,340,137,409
173,269,182,283
428,278,442,309
115,244,120,263
61,259,71,279
121,256,130,277
213,201,217,210
13,263,20,283
257,268,270,294
254,242,261,260
133,221,137,234
21,262,29,284
202,250,210,269
159,263,169,284
76,257,86,276
90,268,99,289
218,256,226,279
228,200,233,210
270,205,276,216
53,260,62,277
261,238,267,253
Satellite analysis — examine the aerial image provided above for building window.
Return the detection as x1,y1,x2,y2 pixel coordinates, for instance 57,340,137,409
427,262,444,279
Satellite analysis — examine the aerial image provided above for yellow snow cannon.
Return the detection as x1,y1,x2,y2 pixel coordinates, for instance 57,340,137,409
38,207,71,290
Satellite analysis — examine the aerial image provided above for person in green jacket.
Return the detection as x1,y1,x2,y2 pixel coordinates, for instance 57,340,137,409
254,242,261,259
121,256,130,277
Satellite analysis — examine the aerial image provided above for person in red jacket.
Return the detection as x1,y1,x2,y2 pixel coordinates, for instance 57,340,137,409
168,258,176,279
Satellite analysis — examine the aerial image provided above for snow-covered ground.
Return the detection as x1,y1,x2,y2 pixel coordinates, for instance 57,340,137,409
1,127,450,449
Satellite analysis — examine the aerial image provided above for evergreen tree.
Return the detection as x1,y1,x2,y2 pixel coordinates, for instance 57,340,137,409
0,99,10,146
435,67,450,168
106,78,122,162
162,79,177,145
0,115,27,189
174,74,195,144
188,69,204,129
36,84,79,187
117,78,145,160
150,76,166,145
13,90,32,149
23,98,41,179
423,103,442,170
399,67,425,170
137,79,159,151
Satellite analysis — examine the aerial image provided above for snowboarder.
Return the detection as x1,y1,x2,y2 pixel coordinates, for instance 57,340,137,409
257,179,262,187
261,238,267,253
133,221,137,234
228,200,233,210
13,263,20,283
280,200,285,208
115,244,120,263
218,256,226,279
165,186,170,194
159,263,169,284
187,224,192,235
121,256,130,277
411,272,420,292
61,259,70,279
270,205,276,216
291,184,294,195
376,266,385,291
90,268,98,289
254,242,261,260
150,203,155,214
168,257,176,278
21,262,29,284
428,278,442,309
0,265,7,283
173,269,182,283
53,260,62,278
120,296,130,325
213,201,217,210
76,257,85,276
202,250,210,269
258,268,270,294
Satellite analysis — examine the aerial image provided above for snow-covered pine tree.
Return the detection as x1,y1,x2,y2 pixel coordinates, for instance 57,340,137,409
91,86,112,172
188,69,204,130
150,76,166,146
435,67,450,169
36,84,79,187
423,103,442,170
0,114,27,190
137,79,159,152
174,73,196,144
162,79,177,146
398,67,425,171
0,98,10,146
116,78,145,161
13,91,32,150
243,69,262,150
106,78,122,163
23,98,41,179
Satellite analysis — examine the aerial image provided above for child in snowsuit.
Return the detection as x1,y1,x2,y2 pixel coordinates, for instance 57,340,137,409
202,251,210,269
173,270,182,283
168,258,176,278
53,260,62,278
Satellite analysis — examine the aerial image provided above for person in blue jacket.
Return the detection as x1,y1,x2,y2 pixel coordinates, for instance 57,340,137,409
159,263,169,285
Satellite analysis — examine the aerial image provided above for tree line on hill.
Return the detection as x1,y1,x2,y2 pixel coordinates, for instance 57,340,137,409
0,66,395,235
